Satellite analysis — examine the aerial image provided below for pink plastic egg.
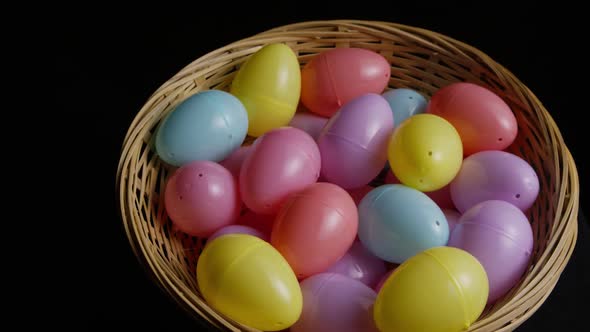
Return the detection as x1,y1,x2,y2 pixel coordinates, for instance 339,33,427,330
448,200,533,303
427,82,517,156
301,48,391,117
450,150,540,212
385,170,455,209
236,210,275,239
325,240,388,288
219,145,251,179
318,94,394,189
207,224,268,243
271,182,358,279
240,127,321,214
164,161,240,237
288,112,329,140
292,273,378,332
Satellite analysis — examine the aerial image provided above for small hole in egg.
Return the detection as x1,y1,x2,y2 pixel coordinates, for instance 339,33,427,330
515,194,521,199
435,220,440,226
198,173,203,177
428,151,432,156
498,138,503,142
409,96,413,99
179,196,183,200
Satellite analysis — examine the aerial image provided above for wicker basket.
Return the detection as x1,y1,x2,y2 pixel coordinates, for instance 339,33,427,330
116,20,579,331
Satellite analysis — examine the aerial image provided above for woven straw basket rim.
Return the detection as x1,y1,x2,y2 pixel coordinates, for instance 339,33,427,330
116,20,579,331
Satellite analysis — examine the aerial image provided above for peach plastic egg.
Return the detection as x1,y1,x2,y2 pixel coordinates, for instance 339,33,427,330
301,48,391,117
427,82,517,156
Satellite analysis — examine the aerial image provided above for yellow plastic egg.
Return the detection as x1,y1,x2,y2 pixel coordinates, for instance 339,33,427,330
388,113,462,191
373,246,489,332
197,234,302,331
230,43,301,137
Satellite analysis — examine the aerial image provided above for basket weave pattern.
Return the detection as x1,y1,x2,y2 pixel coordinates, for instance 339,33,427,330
116,20,579,331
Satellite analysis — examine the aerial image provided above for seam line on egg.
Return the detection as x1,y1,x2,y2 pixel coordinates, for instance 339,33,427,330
323,55,342,108
423,250,471,329
255,94,294,112
459,221,532,255
323,132,370,151
214,242,266,306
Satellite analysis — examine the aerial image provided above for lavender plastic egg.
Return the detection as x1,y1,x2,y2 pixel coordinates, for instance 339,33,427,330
443,209,461,234
450,150,539,212
289,112,329,140
318,94,394,189
448,200,533,303
325,240,388,288
291,273,378,332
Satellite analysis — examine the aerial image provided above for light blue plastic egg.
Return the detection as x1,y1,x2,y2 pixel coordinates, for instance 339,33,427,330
155,90,248,166
382,88,427,128
358,184,449,264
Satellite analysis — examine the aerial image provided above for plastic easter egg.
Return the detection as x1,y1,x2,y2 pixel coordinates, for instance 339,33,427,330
374,246,489,332
450,150,540,212
448,200,533,303
347,185,374,206
155,90,248,167
237,210,275,239
219,145,251,179
325,240,387,288
301,48,391,117
358,184,448,264
291,273,378,332
288,112,329,140
164,161,240,237
382,88,427,128
207,225,268,243
427,82,518,155
240,127,321,214
388,113,463,192
443,209,461,234
385,170,455,209
271,182,358,279
230,43,301,137
318,94,394,189
197,234,302,331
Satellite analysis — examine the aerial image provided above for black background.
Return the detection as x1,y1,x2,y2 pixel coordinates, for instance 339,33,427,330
57,3,589,331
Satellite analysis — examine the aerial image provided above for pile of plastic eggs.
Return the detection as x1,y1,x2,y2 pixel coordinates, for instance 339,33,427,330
155,43,540,332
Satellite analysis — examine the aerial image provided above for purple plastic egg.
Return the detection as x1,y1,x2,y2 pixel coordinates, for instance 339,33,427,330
289,112,329,140
325,240,388,288
318,94,394,189
448,200,533,303
292,273,378,332
207,225,268,243
450,150,539,212
443,209,461,234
